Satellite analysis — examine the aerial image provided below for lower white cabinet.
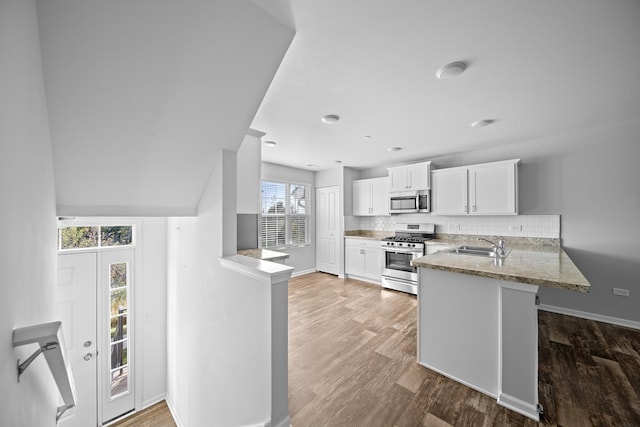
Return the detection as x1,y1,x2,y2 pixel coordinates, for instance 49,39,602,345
345,238,382,283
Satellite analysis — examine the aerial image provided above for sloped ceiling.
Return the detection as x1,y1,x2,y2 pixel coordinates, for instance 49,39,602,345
37,0,294,216
252,0,640,171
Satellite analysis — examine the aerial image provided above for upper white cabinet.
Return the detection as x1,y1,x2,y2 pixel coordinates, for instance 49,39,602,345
388,161,431,192
431,159,519,215
353,177,389,216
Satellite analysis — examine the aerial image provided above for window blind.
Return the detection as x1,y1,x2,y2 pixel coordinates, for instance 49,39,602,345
260,181,310,248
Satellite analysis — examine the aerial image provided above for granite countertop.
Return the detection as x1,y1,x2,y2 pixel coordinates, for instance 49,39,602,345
412,244,590,293
237,248,289,262
344,230,394,240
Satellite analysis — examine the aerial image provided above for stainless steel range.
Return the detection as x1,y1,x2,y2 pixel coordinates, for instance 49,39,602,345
381,223,435,295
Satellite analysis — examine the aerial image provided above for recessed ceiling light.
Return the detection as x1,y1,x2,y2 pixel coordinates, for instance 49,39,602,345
388,147,403,152
471,119,494,128
436,61,467,79
364,135,372,141
263,140,277,147
333,160,342,164
306,164,316,168
321,114,340,124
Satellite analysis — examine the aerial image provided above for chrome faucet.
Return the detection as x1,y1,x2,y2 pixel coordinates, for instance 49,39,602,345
478,237,506,257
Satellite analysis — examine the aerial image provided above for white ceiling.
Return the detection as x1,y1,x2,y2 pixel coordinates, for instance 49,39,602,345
38,0,293,216
252,0,640,171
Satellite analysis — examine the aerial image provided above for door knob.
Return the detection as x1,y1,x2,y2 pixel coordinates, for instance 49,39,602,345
84,340,92,348
83,353,93,361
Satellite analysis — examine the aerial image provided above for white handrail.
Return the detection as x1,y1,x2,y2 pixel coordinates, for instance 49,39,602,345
13,321,77,422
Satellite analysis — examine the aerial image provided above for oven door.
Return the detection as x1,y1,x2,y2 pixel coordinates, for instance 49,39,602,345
382,249,420,282
389,195,418,213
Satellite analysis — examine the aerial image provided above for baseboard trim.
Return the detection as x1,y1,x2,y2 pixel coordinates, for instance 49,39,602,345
272,415,291,427
497,392,539,422
418,361,497,399
165,395,185,427
292,268,316,277
538,304,640,330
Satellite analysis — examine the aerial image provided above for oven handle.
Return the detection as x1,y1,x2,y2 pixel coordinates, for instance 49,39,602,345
382,249,423,255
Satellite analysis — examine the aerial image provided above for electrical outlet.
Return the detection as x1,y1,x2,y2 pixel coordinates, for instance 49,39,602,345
612,288,630,297
449,223,460,231
509,224,523,232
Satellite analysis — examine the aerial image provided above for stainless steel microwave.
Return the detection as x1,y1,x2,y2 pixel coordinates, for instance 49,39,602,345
389,191,430,213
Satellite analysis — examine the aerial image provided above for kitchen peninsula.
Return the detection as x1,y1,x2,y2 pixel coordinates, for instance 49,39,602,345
411,242,590,421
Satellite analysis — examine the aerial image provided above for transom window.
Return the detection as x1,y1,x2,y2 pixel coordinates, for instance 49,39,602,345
260,181,310,248
58,225,134,251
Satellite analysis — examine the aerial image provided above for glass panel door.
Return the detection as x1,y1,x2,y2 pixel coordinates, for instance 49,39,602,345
101,249,135,423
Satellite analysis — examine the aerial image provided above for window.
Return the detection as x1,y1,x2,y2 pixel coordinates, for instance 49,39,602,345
260,181,310,248
59,225,134,250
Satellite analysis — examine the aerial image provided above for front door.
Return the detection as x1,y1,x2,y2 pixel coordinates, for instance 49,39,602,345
57,253,98,427
56,249,136,426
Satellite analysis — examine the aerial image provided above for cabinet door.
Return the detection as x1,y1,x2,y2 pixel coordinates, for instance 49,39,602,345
370,177,389,216
352,180,371,216
469,162,517,215
388,167,408,192
364,247,382,280
345,245,366,276
431,168,469,215
406,162,430,190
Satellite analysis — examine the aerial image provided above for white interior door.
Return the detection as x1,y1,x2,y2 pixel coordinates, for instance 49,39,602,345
57,253,98,427
101,249,136,423
316,186,340,275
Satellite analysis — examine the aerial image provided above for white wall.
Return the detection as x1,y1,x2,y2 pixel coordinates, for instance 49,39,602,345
262,162,316,274
0,1,59,425
138,218,168,407
167,151,272,426
237,131,263,214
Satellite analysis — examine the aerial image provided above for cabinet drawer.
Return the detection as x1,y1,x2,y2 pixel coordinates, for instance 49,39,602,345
345,238,381,249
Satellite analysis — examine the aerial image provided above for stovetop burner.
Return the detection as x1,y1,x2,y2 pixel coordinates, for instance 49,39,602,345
382,236,432,243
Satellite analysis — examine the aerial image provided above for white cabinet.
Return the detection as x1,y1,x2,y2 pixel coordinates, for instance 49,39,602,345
431,167,469,215
431,159,519,215
388,161,431,192
352,177,389,216
345,238,382,283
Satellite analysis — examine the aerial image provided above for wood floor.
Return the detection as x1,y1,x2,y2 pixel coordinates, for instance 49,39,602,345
110,400,176,427
115,272,640,426
288,273,640,426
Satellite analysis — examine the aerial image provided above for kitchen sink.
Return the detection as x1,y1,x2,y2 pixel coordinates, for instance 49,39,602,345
446,245,510,258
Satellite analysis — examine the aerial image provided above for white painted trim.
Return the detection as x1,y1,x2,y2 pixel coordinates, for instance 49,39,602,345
497,392,540,421
165,396,185,427
418,362,497,399
219,255,294,284
56,205,197,217
538,304,640,330
272,415,291,427
292,268,317,277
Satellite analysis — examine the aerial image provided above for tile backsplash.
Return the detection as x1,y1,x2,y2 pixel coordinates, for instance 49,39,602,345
346,214,560,239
